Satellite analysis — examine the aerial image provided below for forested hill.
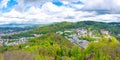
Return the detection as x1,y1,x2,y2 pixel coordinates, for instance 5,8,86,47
25,21,120,34
1,21,120,60
2,21,120,40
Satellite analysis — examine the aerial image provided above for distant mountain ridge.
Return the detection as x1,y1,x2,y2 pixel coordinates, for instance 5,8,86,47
108,22,120,24
0,21,120,27
2,21,120,40
0,23,45,27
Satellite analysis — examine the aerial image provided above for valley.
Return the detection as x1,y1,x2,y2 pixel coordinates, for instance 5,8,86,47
0,21,120,60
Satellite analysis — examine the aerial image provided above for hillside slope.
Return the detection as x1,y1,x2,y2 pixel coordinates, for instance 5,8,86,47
3,21,120,40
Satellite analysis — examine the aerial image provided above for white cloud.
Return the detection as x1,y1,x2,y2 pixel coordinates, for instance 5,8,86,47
1,0,120,24
0,0,9,8
41,2,62,13
81,0,120,14
14,0,80,12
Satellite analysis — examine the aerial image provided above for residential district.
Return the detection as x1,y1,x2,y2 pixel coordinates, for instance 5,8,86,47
0,28,110,49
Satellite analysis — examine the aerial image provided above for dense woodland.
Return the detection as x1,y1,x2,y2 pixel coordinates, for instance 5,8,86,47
0,21,120,60
0,33,120,60
2,21,120,40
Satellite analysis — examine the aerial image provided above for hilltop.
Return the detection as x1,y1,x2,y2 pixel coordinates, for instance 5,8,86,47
0,21,120,60
3,21,120,40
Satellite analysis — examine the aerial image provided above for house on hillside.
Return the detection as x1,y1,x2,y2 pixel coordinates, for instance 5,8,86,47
77,40,89,49
33,34,43,37
76,28,87,36
101,30,109,35
0,38,3,46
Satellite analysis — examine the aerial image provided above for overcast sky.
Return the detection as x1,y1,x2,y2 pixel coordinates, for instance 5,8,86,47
0,0,120,24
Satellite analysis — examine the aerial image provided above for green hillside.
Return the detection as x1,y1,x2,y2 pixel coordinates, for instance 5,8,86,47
0,21,120,60
2,21,120,40
0,32,120,60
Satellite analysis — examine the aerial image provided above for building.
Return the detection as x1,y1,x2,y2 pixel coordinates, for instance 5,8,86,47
0,37,3,46
101,30,109,35
76,28,87,36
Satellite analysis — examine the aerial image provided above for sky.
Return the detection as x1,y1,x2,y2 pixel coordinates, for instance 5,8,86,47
0,0,120,24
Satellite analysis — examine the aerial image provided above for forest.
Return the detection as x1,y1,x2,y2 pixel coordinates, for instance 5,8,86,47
0,21,120,60
2,21,120,40
0,33,120,60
